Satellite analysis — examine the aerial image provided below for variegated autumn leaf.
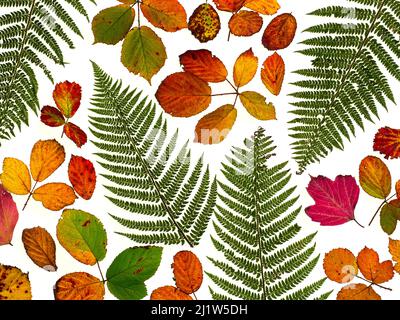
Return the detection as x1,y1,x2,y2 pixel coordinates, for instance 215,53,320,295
233,49,258,88
173,251,203,294
151,286,193,300
261,52,285,96
323,248,358,283
262,13,297,50
0,265,32,300
189,4,221,43
0,185,18,246
380,200,400,235
68,156,96,200
373,127,400,160
229,10,263,37
337,284,381,300
357,247,394,284
63,123,87,148
213,0,246,12
359,156,391,199
55,272,105,300
32,183,77,211
30,140,65,182
0,158,31,195
239,91,276,120
40,106,65,127
244,0,280,15
389,238,400,273
53,81,82,119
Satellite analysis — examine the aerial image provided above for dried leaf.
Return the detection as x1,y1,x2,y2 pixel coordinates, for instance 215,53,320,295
357,247,394,284
63,122,88,148
68,156,96,200
0,265,31,300
40,106,65,127
151,286,193,300
337,283,381,300
189,4,221,43
213,0,246,12
323,248,358,283
239,91,276,120
0,158,31,195
173,251,203,294
0,185,18,246
380,200,400,235
32,183,76,211
373,127,400,160
233,49,258,88
396,180,400,199
229,10,263,37
55,272,104,300
53,81,82,118
262,13,297,50
141,0,187,32
359,156,391,199
261,52,285,96
244,0,280,15
389,238,400,273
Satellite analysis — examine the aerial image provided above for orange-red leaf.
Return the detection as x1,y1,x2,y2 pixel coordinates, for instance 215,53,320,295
323,248,358,283
53,81,82,118
396,181,400,199
229,10,263,37
0,185,18,246
156,72,211,117
32,183,76,211
179,49,227,83
373,127,400,160
173,251,203,294
63,122,87,148
233,48,258,88
213,0,246,12
55,272,104,300
357,247,394,284
68,156,96,200
244,0,280,15
389,238,400,273
337,283,381,300
150,286,193,300
40,106,65,127
262,13,297,50
261,52,285,96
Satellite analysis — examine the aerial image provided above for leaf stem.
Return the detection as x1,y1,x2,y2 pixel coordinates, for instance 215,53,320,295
211,92,237,97
225,79,238,93
355,275,392,291
137,0,141,29
368,193,396,226
353,218,364,228
97,261,105,283
22,180,38,211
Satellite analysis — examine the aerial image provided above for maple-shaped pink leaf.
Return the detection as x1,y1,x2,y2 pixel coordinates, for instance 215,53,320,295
305,175,360,226
0,184,19,245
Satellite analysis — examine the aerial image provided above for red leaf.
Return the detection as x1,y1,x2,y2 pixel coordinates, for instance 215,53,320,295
53,81,82,118
63,123,87,148
68,156,96,200
40,106,65,127
373,127,400,160
305,175,360,226
0,185,19,246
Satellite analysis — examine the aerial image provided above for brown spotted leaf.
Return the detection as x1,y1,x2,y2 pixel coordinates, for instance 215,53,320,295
189,4,221,43
55,272,104,300
68,156,96,200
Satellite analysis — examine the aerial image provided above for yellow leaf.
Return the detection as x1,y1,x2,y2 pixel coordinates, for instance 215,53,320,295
32,183,76,211
0,158,31,195
244,0,280,15
389,238,400,273
30,140,65,182
0,265,32,300
239,91,276,120
233,48,258,88
55,272,104,300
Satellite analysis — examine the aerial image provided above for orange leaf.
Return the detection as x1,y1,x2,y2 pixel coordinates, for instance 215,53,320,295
373,127,400,160
244,0,280,15
195,105,237,145
359,156,391,199
30,140,65,182
213,0,246,12
357,247,394,284
388,238,400,273
239,91,276,120
55,272,104,300
68,156,96,200
262,13,297,50
179,49,227,83
63,123,87,148
53,81,82,118
150,286,193,300
32,183,76,211
337,283,381,300
156,72,212,117
323,248,358,283
233,48,258,88
261,52,285,96
40,106,65,127
140,0,187,32
188,4,221,43
22,227,57,272
228,10,263,37
396,181,400,199
173,251,203,294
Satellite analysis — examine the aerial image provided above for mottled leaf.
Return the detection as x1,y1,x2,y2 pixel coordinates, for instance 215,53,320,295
373,127,400,160
189,4,221,43
68,156,96,200
55,272,104,300
0,265,31,300
53,81,82,118
40,106,65,127
63,123,88,148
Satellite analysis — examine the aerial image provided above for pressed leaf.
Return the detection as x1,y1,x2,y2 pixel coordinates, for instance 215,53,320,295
55,272,104,300
380,200,400,235
0,158,31,195
357,247,394,284
63,123,88,148
397,181,400,200
40,106,65,127
261,52,285,96
373,127,400,160
262,13,297,50
359,156,391,199
213,0,246,12
323,248,357,283
229,10,263,37
233,49,258,88
239,91,276,120
30,140,65,182
151,286,193,300
173,251,203,294
156,72,212,117
57,209,107,265
179,49,227,83
141,0,187,32
337,284,381,300
244,0,280,15
92,5,135,45
0,185,18,246
53,81,82,119
189,4,221,43
22,227,57,272
32,183,76,211
68,156,96,200
389,238,400,274
106,247,163,300
0,265,31,300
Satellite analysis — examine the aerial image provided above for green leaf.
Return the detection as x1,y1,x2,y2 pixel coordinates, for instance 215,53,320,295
106,247,163,300
56,209,107,265
380,200,400,235
121,26,167,83
92,5,135,45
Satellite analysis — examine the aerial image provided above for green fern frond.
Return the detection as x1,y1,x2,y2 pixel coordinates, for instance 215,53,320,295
290,0,400,174
0,0,94,143
89,63,217,247
208,128,329,300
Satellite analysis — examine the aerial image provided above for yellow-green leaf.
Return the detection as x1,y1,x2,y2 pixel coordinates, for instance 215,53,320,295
239,91,276,120
359,156,391,199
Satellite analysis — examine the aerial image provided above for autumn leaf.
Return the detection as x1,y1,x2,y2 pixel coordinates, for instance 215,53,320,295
92,5,135,45
55,272,104,300
323,248,358,283
305,175,360,226
140,0,187,32
233,49,258,88
195,105,237,144
0,158,31,195
229,10,263,37
262,13,297,50
30,139,65,182
173,251,203,294
121,26,167,83
57,209,107,265
40,106,65,127
244,0,280,15
0,185,18,246
0,265,32,300
53,81,82,119
380,200,400,235
359,156,391,199
261,52,285,96
179,49,227,83
22,227,57,272
63,123,88,148
151,286,193,300
388,238,400,273
357,247,394,284
68,156,96,200
337,283,381,300
239,91,276,120
213,0,246,12
373,127,400,160
32,183,76,211
189,4,221,43
156,72,212,117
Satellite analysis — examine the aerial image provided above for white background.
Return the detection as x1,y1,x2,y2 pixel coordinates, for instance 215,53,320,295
1,0,400,300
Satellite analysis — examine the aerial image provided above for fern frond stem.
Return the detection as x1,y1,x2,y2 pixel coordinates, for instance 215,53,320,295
22,180,38,211
355,275,392,291
96,261,105,283
368,193,396,226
